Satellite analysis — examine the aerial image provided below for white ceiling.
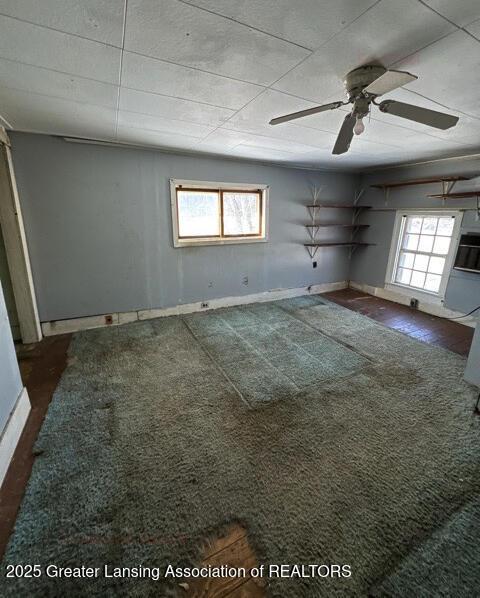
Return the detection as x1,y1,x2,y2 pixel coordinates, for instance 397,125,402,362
0,0,479,170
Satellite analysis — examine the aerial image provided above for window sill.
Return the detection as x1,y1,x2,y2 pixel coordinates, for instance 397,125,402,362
174,237,268,248
385,282,444,304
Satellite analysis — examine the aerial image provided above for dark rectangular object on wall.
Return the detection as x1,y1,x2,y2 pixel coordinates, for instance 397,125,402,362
454,234,480,274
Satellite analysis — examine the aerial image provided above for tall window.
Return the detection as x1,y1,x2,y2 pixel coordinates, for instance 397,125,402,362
389,213,459,295
171,180,268,247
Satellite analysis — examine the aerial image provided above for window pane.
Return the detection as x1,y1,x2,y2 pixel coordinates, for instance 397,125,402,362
223,192,261,236
399,252,415,268
425,273,441,293
393,213,457,296
410,271,426,288
177,190,220,237
403,234,419,250
433,236,451,255
418,235,434,252
421,217,438,235
413,254,429,272
396,267,412,285
437,218,454,236
428,256,445,275
406,217,422,233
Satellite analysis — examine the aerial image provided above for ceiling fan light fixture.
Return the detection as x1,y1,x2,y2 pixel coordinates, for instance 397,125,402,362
353,116,365,136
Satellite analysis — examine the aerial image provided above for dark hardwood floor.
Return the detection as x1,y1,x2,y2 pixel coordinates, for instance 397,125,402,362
0,334,71,560
323,288,473,357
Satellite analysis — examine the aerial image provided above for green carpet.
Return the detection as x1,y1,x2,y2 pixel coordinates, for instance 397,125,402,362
2,296,479,597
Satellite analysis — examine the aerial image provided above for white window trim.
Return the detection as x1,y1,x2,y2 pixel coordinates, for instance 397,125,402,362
385,210,463,303
170,178,269,248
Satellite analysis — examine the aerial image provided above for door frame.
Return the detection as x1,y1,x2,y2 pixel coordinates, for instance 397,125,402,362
0,127,42,343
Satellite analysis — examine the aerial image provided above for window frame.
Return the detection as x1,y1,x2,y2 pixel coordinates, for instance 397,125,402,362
385,210,462,301
170,179,269,247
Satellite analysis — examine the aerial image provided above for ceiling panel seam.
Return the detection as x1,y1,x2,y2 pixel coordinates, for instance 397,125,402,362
122,49,273,88
115,0,129,139
0,55,119,89
179,0,383,52
0,86,117,111
117,109,220,131
390,29,476,70
0,12,123,49
416,0,480,42
119,124,203,140
176,0,313,51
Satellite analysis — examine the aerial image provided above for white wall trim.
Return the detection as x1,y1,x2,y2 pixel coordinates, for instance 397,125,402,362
349,280,476,328
41,281,348,336
0,386,30,487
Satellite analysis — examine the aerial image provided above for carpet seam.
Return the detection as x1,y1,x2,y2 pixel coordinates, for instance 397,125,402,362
275,302,376,363
215,313,304,392
180,318,253,408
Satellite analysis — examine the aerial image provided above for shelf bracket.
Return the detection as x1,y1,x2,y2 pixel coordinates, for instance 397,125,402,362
306,225,320,241
441,179,458,207
352,188,365,225
382,186,390,207
307,185,323,261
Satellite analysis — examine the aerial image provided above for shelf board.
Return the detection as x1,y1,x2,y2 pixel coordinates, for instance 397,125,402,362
305,223,369,228
371,176,471,189
304,242,373,247
427,191,480,199
306,204,372,209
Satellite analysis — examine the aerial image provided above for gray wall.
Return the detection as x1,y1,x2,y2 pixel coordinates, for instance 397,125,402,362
0,281,22,432
11,132,358,322
351,157,480,314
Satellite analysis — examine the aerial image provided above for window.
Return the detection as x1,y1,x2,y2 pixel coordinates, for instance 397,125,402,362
388,212,461,296
171,179,268,247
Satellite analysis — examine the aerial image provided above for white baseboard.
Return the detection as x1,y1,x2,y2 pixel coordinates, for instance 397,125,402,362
0,387,30,487
41,281,348,336
349,281,476,328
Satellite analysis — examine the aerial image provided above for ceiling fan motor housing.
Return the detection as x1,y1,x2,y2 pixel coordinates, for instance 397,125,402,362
344,65,386,100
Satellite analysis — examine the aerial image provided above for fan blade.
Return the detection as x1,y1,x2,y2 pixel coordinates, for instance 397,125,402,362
269,101,343,125
364,69,417,96
332,114,356,155
379,99,459,130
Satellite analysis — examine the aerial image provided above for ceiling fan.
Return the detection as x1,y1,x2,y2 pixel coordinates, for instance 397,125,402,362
269,65,459,155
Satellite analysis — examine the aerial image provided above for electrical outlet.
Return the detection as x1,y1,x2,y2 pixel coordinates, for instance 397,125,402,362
201,302,209,309
242,276,248,286
410,298,419,309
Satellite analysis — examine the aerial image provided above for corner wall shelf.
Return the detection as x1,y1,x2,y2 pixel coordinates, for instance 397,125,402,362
428,192,480,198
428,191,480,218
371,176,471,189
305,223,370,229
371,175,474,205
305,242,373,248
306,204,372,209
304,188,372,259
